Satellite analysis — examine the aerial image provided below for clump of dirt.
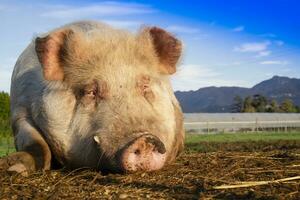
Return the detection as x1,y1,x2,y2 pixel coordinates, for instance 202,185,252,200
1,141,300,199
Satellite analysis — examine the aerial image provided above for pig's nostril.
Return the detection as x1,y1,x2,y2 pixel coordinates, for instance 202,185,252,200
145,136,166,154
134,149,140,155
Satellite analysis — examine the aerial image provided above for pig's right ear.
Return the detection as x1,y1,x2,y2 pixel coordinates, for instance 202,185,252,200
35,29,73,81
143,27,182,75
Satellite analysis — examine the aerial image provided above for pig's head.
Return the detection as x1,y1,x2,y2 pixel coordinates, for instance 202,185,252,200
35,23,184,173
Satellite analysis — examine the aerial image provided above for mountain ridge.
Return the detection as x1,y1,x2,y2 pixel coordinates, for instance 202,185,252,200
175,76,300,113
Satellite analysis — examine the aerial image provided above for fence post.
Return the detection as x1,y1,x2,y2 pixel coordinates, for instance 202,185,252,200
207,121,209,133
255,118,258,132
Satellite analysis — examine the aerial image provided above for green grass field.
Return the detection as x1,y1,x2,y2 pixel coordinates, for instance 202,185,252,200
1,131,300,157
186,131,300,143
0,136,14,156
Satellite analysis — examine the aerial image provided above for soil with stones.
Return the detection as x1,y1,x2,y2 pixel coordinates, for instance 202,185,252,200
1,140,300,200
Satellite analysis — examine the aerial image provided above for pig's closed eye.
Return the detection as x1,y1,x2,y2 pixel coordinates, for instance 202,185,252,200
81,80,108,103
84,89,96,99
79,81,99,105
80,87,97,106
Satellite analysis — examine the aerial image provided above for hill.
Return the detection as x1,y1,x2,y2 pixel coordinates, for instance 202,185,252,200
175,76,300,113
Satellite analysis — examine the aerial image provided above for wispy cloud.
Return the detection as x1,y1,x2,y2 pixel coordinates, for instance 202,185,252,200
232,26,244,32
172,64,247,91
234,41,271,52
256,50,271,57
41,2,155,19
260,60,288,65
166,25,200,34
176,64,220,79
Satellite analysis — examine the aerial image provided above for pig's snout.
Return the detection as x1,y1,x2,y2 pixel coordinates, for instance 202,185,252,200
121,135,166,172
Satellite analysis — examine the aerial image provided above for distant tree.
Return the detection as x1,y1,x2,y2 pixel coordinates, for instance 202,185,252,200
296,105,300,113
242,96,256,112
231,95,243,113
0,91,10,120
280,99,297,113
266,99,280,113
0,91,11,136
252,94,267,112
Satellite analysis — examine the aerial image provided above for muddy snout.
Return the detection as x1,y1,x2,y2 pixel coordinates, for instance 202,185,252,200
120,135,167,172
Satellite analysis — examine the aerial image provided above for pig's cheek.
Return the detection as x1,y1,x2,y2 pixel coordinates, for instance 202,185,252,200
80,96,97,110
43,91,76,131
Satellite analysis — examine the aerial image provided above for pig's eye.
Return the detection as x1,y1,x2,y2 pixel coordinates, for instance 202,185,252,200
79,82,98,105
80,80,108,104
84,89,96,98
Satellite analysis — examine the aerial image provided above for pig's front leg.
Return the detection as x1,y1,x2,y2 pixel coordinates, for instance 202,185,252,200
0,118,52,176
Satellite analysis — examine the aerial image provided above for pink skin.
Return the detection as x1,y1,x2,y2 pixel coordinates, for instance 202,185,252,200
121,136,166,172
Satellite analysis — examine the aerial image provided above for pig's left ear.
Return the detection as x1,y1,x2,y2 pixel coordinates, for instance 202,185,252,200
35,29,73,81
146,27,182,75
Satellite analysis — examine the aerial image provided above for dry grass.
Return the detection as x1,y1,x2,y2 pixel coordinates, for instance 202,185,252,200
1,141,300,199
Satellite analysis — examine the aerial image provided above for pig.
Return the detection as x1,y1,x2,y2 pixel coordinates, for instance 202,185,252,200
0,21,185,175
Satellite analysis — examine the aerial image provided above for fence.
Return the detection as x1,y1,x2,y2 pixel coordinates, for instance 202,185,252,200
184,113,300,133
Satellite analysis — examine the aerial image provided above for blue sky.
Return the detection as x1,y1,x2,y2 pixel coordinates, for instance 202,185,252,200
0,0,300,92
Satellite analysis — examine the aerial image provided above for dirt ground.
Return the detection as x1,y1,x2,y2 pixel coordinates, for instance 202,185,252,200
1,141,300,200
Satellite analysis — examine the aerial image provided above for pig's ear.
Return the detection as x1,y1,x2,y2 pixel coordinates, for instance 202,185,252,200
147,27,182,74
35,29,73,81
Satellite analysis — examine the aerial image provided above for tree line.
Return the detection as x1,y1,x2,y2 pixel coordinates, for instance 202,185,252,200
232,94,300,113
0,91,11,136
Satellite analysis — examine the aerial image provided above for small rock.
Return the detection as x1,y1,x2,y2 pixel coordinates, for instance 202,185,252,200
119,193,128,199
104,189,110,195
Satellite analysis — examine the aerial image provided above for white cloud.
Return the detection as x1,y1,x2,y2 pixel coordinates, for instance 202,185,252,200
172,64,247,91
256,50,271,57
166,25,200,34
232,26,244,32
260,60,288,65
234,41,271,52
41,2,155,19
176,64,220,79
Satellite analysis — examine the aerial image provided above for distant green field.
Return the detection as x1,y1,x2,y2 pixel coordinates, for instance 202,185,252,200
185,131,300,152
1,131,300,157
186,131,300,143
0,136,14,156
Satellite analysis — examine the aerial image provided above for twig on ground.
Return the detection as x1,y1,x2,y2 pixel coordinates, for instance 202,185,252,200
213,176,300,189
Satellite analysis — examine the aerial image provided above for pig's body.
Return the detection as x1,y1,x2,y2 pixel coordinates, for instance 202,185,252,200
5,21,184,174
